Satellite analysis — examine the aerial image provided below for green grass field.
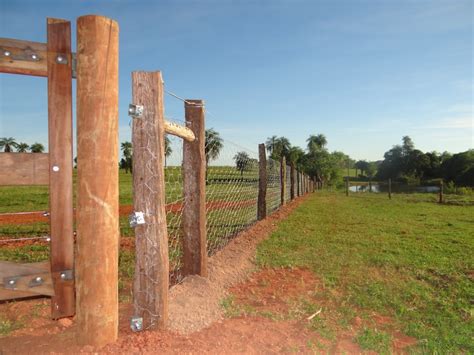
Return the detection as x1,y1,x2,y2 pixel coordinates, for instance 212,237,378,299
256,191,474,353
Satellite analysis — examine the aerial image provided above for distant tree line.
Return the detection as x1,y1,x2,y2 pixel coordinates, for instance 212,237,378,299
375,136,473,186
0,137,45,153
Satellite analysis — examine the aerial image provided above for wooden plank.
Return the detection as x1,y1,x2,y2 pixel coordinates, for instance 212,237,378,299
47,18,75,319
76,15,120,347
0,38,48,77
257,143,267,220
131,71,169,329
164,120,195,142
0,153,49,185
183,99,207,276
0,261,51,301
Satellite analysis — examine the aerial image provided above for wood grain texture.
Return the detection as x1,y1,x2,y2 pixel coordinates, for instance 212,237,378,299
131,71,169,329
183,99,207,277
76,15,119,347
164,120,195,142
0,38,48,76
0,153,49,185
47,17,75,320
257,143,267,220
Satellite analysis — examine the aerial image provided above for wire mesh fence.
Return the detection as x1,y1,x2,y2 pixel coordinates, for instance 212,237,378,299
285,165,291,202
205,136,259,256
267,157,281,214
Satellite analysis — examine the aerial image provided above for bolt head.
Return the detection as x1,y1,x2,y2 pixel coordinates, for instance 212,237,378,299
35,276,42,282
46,237,51,242
8,279,15,285
52,165,60,172
31,54,38,60
60,273,66,279
57,55,64,62
4,50,11,57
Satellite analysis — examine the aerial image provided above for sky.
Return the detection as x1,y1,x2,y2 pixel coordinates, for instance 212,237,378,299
0,0,472,162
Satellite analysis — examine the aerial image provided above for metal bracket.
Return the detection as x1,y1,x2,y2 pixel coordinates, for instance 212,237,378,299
129,211,145,228
71,53,77,78
130,316,143,332
128,104,144,118
3,276,20,289
0,47,41,62
58,269,74,281
29,276,44,288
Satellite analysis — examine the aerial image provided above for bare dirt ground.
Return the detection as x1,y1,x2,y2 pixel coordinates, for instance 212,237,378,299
0,195,416,354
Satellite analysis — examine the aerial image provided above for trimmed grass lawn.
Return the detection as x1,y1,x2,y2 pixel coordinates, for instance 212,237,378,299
256,191,474,353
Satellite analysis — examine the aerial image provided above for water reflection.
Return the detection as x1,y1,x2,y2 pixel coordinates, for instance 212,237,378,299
349,184,440,193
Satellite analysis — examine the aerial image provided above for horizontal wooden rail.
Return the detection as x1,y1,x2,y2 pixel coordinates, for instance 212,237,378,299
0,38,48,76
0,37,76,78
164,120,195,142
0,153,49,185
0,261,53,300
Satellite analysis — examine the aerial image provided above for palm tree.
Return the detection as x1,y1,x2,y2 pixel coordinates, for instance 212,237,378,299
0,137,18,152
288,146,304,167
120,141,133,173
265,135,278,155
234,151,250,178
307,134,327,153
205,128,223,167
16,143,29,153
30,143,45,153
265,136,291,161
164,135,172,167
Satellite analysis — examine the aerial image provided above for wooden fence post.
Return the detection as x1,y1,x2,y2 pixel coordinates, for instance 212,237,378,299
257,143,267,220
131,71,169,330
76,15,119,347
345,177,349,196
280,157,286,205
290,163,295,200
388,178,392,199
183,100,207,276
439,180,444,204
47,18,74,319
297,171,300,196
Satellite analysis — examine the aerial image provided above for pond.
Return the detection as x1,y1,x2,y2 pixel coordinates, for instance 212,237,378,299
349,184,440,193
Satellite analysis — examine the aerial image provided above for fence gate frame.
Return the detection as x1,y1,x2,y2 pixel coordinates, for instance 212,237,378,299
0,18,75,319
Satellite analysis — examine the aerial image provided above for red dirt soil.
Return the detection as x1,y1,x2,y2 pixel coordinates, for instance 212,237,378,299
0,195,417,354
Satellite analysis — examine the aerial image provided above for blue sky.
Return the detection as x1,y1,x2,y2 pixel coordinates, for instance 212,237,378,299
0,0,472,162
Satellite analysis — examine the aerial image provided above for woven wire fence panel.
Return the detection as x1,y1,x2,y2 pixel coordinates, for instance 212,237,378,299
205,137,259,256
285,165,291,202
0,187,51,262
267,158,281,214
164,133,186,284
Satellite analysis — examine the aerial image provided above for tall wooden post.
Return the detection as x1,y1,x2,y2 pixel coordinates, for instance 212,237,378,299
388,178,392,199
183,100,207,276
439,180,444,204
296,171,300,196
280,157,286,205
76,15,119,346
131,71,169,330
345,177,349,196
47,18,74,319
257,143,267,220
290,163,295,200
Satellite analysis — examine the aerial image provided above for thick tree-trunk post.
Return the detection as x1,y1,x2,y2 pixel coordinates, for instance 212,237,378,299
280,157,286,205
47,18,74,319
131,71,170,330
257,143,267,220
388,178,392,199
345,177,349,196
290,163,295,200
183,100,207,276
439,180,444,204
76,15,119,347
